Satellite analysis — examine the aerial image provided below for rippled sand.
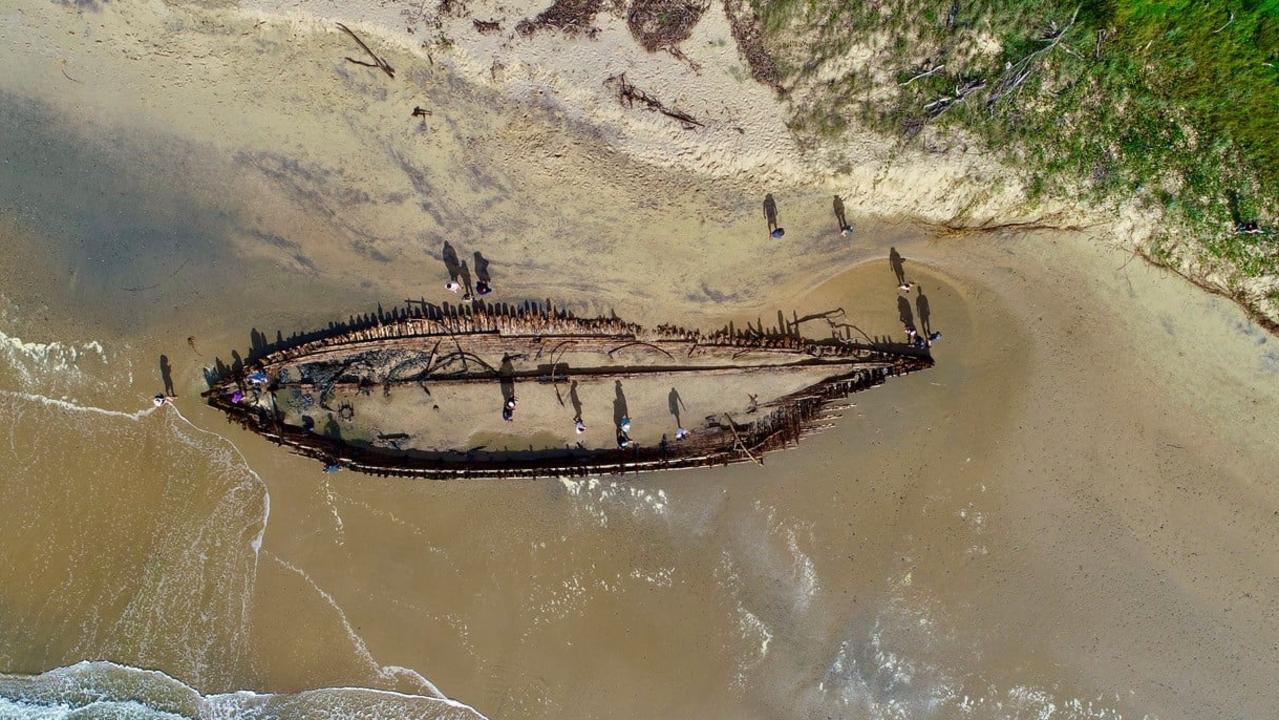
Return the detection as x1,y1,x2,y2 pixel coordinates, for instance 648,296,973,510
1,2,1277,719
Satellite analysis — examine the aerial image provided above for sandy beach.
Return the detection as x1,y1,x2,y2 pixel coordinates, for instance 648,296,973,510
1,1,1277,718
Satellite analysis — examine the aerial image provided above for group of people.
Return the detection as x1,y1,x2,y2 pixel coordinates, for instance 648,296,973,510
441,241,495,300
227,369,271,404
763,193,856,240
616,416,633,449
500,389,694,452
906,325,942,349
445,278,493,298
891,247,943,350
615,416,690,450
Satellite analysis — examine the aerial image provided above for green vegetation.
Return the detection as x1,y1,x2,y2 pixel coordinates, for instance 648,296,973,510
752,0,1279,281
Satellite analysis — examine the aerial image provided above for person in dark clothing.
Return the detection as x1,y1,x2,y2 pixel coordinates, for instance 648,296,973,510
833,195,852,236
889,247,907,287
763,193,784,238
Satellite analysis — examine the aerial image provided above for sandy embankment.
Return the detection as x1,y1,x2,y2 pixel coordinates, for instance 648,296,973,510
245,0,1041,219
3,0,1272,329
234,0,1273,328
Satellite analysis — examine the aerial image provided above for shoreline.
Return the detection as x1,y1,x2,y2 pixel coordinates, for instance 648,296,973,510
0,660,488,719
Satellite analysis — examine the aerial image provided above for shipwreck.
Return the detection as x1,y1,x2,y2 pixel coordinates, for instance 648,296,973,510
203,300,933,478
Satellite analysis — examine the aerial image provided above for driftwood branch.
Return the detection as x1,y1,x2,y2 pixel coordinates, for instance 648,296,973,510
607,73,704,129
336,22,395,78
828,320,876,345
984,7,1079,112
923,79,986,117
793,308,846,326
900,63,946,87
915,9,1077,120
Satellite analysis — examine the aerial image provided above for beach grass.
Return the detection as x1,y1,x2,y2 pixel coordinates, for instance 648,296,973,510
754,0,1279,282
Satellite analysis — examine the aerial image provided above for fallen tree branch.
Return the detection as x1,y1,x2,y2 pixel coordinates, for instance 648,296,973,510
924,215,1098,235
606,73,704,129
984,6,1079,111
923,79,986,117
793,308,846,327
900,63,945,87
336,22,395,78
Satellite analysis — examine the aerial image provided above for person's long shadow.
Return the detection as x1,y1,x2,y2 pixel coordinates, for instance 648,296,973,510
442,241,462,283
499,354,516,405
474,251,491,286
159,354,175,397
898,295,915,329
889,247,906,286
763,193,779,233
1227,189,1247,228
916,287,931,335
613,380,628,429
459,260,474,299
570,381,584,422
833,195,849,232
667,387,685,428
323,413,342,439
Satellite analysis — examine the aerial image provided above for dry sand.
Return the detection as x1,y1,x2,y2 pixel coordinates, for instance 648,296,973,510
0,1,1277,719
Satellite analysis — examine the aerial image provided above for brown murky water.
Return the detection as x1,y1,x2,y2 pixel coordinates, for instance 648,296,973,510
2,3,1278,719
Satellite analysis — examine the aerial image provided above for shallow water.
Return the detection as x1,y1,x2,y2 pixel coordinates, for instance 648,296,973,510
2,3,1278,719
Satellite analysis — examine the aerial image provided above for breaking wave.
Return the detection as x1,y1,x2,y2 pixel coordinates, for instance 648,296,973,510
0,661,485,720
0,299,127,403
557,477,669,527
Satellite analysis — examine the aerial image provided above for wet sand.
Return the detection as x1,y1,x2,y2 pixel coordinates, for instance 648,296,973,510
2,2,1278,719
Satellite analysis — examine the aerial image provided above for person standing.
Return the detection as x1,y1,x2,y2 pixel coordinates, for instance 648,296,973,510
764,193,784,238
833,195,852,236
890,247,907,287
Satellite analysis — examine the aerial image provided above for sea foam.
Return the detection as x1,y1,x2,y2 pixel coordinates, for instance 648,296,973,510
0,661,488,720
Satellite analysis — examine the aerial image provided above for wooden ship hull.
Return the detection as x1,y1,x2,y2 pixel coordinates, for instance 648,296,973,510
203,301,933,478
